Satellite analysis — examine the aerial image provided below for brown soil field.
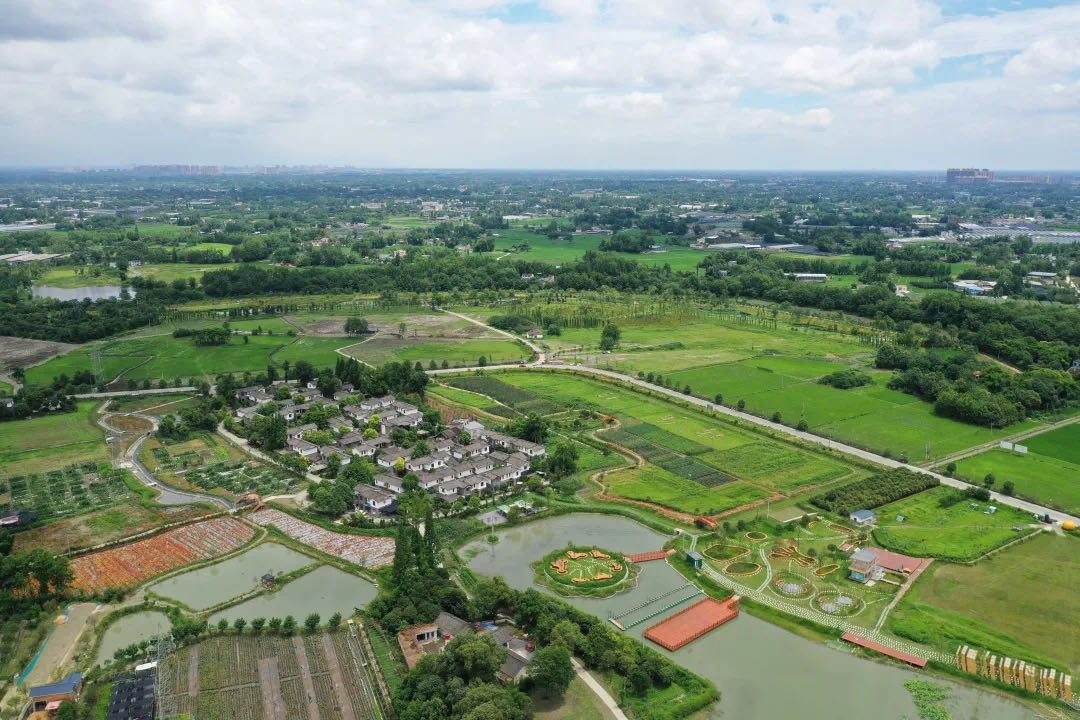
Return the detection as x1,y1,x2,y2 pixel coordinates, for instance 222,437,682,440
14,503,211,554
0,336,79,368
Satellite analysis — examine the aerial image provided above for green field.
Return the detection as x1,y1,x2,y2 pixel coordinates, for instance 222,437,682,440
188,242,233,255
1024,423,1080,465
871,486,1035,561
890,533,1080,670
479,372,861,514
344,337,528,367
492,230,706,271
0,402,108,476
953,444,1080,517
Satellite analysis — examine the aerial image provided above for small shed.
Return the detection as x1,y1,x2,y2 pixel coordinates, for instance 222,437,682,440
686,551,704,570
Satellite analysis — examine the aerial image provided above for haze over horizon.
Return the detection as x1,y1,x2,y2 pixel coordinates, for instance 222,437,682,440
2,0,1079,170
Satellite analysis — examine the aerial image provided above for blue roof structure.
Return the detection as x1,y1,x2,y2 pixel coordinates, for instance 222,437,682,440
29,672,82,698
850,509,876,522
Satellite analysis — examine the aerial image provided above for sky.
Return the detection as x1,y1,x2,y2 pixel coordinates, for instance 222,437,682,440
1,0,1079,170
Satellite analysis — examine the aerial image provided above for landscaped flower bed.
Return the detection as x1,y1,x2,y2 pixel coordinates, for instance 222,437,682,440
71,517,255,592
533,545,638,598
812,591,864,616
813,563,840,577
745,531,768,542
249,508,395,568
723,561,761,577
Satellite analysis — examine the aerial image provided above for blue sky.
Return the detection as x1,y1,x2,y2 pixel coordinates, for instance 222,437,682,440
0,0,1078,169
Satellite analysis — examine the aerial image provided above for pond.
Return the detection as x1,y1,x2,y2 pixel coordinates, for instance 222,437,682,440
462,514,1036,720
208,565,378,624
31,285,133,301
149,542,315,611
95,611,171,667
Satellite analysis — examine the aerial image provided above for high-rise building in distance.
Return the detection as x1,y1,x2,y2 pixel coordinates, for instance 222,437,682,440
946,168,994,184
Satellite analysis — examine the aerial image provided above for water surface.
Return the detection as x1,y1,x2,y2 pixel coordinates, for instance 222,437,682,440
462,514,1035,720
94,611,171,667
209,565,378,624
149,543,314,610
32,285,132,301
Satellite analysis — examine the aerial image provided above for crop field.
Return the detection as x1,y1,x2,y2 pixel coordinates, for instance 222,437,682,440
446,376,563,415
602,465,766,515
143,434,238,473
890,533,1080,669
471,372,862,514
70,517,255,592
343,336,528,367
953,447,1080,516
13,503,211,554
871,487,1035,562
184,462,304,498
1023,423,1080,465
491,231,707,271
107,393,197,413
427,384,517,418
0,402,108,476
158,632,382,720
189,242,234,254
250,509,395,568
0,464,135,520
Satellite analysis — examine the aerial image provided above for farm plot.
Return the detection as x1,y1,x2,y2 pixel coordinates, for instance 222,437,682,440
427,384,517,418
952,445,1080,517
250,509,395,568
602,465,767,516
70,517,255,592
345,336,527,367
184,462,303,498
0,464,135,519
872,487,1035,562
0,401,108,476
600,429,736,488
13,503,211,554
447,376,563,415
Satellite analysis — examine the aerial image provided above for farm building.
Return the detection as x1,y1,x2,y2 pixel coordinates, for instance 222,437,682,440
848,548,880,583
28,672,82,715
849,509,876,526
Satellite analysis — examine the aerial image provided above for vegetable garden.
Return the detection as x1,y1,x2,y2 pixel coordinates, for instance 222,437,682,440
0,463,135,518
184,462,302,498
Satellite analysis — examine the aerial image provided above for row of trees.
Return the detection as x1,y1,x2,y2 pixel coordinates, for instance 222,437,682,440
811,468,940,516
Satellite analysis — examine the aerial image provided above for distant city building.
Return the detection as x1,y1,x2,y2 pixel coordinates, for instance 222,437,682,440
946,168,994,184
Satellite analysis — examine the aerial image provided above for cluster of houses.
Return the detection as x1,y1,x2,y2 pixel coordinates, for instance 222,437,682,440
233,385,546,514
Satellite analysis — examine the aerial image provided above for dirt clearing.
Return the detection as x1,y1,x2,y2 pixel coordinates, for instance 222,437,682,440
0,336,79,368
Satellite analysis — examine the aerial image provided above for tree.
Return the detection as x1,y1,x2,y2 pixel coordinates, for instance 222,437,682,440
345,317,369,334
304,613,321,632
544,440,579,478
268,617,282,633
983,472,996,488
328,612,343,630
251,617,266,634
549,620,586,654
437,633,506,683
478,355,487,367
713,393,723,405
55,702,80,720
233,617,247,632
1002,480,1016,496
313,485,348,515
599,323,621,351
282,615,297,634
628,664,651,697
529,645,574,697
217,618,229,633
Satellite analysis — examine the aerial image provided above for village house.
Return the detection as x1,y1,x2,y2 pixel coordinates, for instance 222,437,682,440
355,483,396,512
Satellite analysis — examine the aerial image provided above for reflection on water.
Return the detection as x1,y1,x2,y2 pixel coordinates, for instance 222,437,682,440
462,514,1034,720
31,285,133,301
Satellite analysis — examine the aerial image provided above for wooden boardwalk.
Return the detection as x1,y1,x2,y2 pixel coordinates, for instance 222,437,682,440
627,549,671,563
644,596,740,651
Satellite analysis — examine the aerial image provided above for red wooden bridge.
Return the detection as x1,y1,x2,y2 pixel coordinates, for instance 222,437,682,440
626,549,673,563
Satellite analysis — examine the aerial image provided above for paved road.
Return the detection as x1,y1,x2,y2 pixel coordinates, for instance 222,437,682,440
570,657,628,720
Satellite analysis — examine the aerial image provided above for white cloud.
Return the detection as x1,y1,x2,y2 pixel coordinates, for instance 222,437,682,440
0,0,1077,168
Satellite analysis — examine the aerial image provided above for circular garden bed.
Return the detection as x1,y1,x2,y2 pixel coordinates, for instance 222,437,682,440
724,561,761,577
812,591,864,617
770,570,814,599
703,543,750,562
745,531,769,542
533,546,639,598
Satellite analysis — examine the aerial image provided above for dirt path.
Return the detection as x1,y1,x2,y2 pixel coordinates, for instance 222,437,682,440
20,602,96,687
258,656,287,720
873,559,933,632
321,634,357,720
189,645,200,698
294,636,321,720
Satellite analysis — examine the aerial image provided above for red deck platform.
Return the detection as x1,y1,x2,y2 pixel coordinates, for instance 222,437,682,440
841,633,927,667
644,596,740,651
627,549,672,563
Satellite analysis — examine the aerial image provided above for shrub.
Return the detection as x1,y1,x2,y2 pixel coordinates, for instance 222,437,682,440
811,468,939,515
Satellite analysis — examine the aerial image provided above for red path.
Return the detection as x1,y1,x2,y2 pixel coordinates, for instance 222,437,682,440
644,596,740,651
627,549,672,563
841,633,927,667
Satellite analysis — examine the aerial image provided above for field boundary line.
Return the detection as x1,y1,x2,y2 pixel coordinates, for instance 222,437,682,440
924,414,1080,468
